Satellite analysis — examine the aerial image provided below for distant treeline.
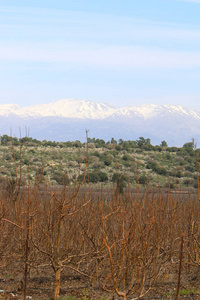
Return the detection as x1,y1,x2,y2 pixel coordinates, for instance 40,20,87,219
0,134,198,153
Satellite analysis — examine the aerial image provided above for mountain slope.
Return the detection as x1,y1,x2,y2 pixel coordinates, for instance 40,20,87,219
0,99,117,119
0,99,199,146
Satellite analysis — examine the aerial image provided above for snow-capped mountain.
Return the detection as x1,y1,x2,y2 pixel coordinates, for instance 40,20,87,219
0,99,116,119
0,99,200,146
0,104,21,117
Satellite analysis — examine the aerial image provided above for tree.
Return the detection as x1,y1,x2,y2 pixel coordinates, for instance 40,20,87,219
183,142,194,155
31,186,91,300
183,142,194,149
161,140,168,147
111,137,117,144
100,195,167,300
1,134,13,145
136,137,151,148
95,139,106,148
118,139,124,145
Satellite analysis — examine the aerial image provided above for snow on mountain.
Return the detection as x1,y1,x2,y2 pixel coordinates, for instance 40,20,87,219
0,104,21,117
113,104,200,120
0,99,200,145
1,99,200,120
12,99,117,119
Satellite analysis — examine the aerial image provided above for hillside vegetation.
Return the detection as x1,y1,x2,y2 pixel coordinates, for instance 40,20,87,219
0,135,199,190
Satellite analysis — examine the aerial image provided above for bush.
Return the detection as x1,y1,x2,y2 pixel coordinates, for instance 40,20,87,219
146,161,167,175
122,154,130,161
146,161,157,170
164,182,175,189
79,171,108,183
185,164,195,172
155,166,168,175
87,173,99,183
176,170,182,178
52,172,70,185
183,178,193,186
93,151,100,157
112,173,127,182
97,171,108,182
112,173,127,194
115,145,121,151
139,174,149,185
100,154,113,166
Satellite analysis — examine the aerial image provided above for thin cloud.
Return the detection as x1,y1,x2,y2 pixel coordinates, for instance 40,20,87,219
1,5,200,41
1,4,200,70
0,43,200,69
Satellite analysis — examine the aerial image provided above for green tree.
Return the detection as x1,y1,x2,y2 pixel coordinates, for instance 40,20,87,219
95,139,106,148
136,137,151,148
111,137,117,144
118,138,124,145
1,134,13,145
161,140,168,147
183,142,194,149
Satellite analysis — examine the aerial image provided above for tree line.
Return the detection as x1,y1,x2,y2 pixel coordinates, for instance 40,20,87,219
0,134,197,152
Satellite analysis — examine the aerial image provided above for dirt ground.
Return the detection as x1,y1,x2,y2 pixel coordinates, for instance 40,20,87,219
0,266,200,300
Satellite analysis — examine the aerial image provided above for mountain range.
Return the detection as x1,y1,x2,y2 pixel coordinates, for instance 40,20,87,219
0,99,200,146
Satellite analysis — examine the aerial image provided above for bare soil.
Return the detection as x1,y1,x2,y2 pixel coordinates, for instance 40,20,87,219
1,266,200,300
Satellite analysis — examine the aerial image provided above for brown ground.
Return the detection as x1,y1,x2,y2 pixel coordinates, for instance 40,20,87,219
1,266,200,300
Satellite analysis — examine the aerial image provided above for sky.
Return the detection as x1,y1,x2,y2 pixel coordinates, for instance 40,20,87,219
0,0,200,110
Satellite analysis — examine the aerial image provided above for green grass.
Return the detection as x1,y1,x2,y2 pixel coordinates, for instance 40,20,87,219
179,289,199,295
163,289,199,298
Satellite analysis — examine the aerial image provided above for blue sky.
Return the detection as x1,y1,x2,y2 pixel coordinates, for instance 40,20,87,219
1,0,200,110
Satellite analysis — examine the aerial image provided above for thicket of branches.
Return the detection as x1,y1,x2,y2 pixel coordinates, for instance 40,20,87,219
1,181,200,300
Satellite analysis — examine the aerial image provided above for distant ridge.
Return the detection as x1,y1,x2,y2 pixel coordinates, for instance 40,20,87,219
0,99,199,146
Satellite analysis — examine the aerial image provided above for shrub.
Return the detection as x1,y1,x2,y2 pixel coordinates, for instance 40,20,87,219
122,154,130,161
79,171,108,183
112,173,127,194
93,151,100,157
100,154,113,166
185,164,195,172
115,145,121,151
87,173,99,183
146,161,157,170
112,173,127,182
146,161,167,175
139,174,149,185
52,172,70,185
183,178,193,186
155,166,168,175
176,170,182,178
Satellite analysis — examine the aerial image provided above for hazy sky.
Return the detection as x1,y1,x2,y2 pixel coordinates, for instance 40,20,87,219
1,0,200,110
